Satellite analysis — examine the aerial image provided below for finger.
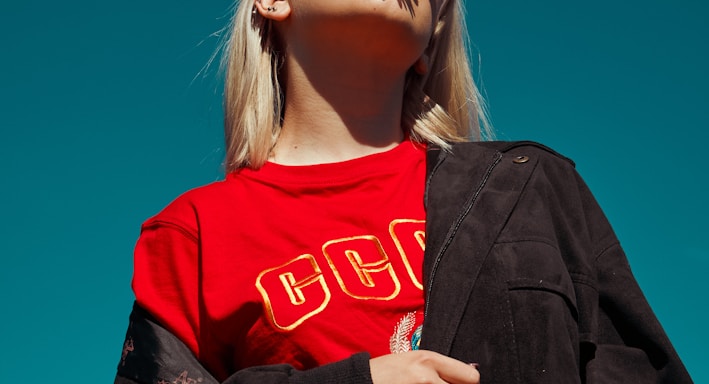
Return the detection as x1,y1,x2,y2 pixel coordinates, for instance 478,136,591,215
430,355,480,384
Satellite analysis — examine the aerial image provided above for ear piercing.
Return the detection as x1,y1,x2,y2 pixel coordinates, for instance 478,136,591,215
253,0,277,13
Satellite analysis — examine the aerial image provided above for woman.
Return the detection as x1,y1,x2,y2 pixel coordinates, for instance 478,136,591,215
115,0,692,383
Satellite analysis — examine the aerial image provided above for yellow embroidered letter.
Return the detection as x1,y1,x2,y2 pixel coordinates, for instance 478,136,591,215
256,254,331,331
389,219,425,290
323,236,400,300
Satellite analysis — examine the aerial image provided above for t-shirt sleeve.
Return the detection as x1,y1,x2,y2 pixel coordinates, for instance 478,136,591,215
132,197,202,358
116,301,374,384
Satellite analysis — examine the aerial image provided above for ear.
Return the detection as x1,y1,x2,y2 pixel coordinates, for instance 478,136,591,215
254,0,291,21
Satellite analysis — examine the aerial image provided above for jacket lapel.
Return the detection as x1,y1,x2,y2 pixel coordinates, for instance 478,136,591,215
421,142,538,355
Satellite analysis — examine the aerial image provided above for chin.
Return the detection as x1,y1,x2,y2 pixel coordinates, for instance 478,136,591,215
289,0,434,64
293,0,433,33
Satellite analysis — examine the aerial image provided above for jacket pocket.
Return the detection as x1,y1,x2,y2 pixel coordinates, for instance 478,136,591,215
494,240,582,384
496,240,578,313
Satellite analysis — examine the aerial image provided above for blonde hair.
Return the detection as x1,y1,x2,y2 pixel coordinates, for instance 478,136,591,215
222,0,490,171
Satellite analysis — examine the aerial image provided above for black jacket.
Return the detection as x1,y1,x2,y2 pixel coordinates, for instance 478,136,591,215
116,141,692,384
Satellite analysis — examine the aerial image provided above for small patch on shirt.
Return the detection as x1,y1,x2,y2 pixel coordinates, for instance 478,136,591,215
390,312,422,353
411,325,422,351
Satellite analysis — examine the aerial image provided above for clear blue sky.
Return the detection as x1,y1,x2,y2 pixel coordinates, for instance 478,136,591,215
1,0,706,382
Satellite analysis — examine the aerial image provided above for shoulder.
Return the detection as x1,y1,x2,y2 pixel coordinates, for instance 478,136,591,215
448,140,575,167
427,140,577,180
429,141,594,207
142,178,237,235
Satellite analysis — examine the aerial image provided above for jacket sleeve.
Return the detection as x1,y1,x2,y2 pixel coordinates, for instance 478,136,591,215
586,242,692,383
549,152,693,383
114,303,373,384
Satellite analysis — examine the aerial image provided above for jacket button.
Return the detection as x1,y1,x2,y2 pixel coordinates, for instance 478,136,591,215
513,155,530,164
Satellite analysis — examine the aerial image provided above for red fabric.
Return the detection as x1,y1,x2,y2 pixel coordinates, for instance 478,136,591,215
133,140,427,380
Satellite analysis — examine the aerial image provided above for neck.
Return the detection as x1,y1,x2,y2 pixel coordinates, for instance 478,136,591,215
270,45,409,166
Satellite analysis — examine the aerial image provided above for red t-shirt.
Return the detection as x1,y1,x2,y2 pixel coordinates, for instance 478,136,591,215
133,140,427,380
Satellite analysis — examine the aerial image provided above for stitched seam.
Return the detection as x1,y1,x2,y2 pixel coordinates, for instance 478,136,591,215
569,273,597,290
506,282,580,319
498,260,523,384
494,238,561,252
144,219,199,243
493,240,599,287
424,149,447,208
593,241,621,263
424,151,503,319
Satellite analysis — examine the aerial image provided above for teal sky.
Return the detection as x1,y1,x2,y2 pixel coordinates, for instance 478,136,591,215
1,0,706,382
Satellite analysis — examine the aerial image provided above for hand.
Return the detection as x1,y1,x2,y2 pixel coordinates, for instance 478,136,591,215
370,350,480,384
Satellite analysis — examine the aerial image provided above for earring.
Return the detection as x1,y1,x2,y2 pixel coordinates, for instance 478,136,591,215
267,6,277,11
